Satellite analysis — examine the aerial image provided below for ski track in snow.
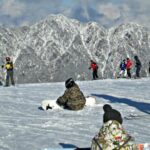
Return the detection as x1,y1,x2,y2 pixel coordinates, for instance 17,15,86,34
0,78,150,150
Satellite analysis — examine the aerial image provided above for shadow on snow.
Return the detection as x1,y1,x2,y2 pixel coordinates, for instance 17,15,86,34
59,143,90,150
59,143,77,148
91,94,150,115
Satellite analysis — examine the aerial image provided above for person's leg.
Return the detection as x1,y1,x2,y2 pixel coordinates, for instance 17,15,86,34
93,71,96,80
95,69,98,78
119,70,123,77
5,72,9,86
127,69,131,78
136,67,141,78
128,69,131,78
10,71,15,85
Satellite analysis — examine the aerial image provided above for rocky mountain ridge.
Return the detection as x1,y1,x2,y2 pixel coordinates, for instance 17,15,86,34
0,14,150,83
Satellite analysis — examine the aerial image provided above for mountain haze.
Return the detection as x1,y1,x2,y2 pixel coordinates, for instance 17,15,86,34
0,14,150,83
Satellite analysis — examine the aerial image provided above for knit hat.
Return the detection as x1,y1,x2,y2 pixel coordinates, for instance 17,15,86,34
65,78,75,89
103,104,112,112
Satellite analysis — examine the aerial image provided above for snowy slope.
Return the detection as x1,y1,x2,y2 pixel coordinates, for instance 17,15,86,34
0,78,150,150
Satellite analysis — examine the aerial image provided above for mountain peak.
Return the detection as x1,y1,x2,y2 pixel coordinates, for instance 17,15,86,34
0,14,149,83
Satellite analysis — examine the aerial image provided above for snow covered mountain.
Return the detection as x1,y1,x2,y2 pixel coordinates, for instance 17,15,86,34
0,14,150,83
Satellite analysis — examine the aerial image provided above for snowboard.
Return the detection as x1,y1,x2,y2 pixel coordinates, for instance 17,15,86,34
41,96,96,110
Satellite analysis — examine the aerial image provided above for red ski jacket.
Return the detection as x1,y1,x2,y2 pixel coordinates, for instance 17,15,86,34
90,63,97,71
126,59,133,69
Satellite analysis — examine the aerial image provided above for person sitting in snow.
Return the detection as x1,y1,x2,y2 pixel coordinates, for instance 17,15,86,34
91,104,136,150
56,78,86,110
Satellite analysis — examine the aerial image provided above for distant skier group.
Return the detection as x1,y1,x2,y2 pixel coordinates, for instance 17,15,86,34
1,55,150,87
119,55,142,79
89,55,144,80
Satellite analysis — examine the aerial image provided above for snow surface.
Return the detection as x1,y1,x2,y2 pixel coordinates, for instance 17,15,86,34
0,78,150,150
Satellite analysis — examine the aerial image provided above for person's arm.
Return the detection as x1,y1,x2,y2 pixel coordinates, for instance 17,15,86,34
89,64,92,69
56,96,66,106
56,90,68,106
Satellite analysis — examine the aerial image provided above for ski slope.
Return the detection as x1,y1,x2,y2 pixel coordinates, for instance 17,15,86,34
0,78,150,150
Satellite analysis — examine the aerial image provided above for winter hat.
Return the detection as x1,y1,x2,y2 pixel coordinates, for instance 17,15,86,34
134,55,138,59
65,78,75,89
103,104,112,112
6,57,10,61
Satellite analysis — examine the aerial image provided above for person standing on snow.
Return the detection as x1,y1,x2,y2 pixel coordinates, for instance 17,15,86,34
149,62,150,75
91,104,136,150
134,55,142,78
3,57,15,87
56,78,86,110
126,57,133,78
119,59,126,78
89,60,99,80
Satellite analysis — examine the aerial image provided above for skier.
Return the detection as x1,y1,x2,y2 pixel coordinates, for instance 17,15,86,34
3,57,15,87
148,62,150,75
126,57,133,78
91,104,136,150
56,78,86,110
89,60,98,80
134,56,142,78
119,59,126,78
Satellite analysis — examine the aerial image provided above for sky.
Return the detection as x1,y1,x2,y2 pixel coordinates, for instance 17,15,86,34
0,0,150,28
0,78,150,150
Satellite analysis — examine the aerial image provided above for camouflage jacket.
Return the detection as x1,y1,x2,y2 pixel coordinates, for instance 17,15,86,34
56,84,86,110
91,120,137,150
